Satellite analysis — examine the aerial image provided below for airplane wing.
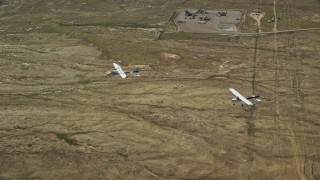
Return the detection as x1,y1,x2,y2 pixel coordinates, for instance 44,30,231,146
113,63,126,79
229,88,253,106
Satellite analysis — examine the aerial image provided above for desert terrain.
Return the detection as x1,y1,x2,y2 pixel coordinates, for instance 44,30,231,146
0,0,320,179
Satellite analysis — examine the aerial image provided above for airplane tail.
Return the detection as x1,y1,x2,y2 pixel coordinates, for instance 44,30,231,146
133,67,140,73
105,71,112,76
253,95,261,101
132,68,140,76
247,95,261,101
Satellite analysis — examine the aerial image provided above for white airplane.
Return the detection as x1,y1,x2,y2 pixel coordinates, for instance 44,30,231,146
229,88,261,106
106,63,140,79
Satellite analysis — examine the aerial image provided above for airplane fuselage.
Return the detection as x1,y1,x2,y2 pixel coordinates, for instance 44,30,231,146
232,95,260,104
106,70,140,77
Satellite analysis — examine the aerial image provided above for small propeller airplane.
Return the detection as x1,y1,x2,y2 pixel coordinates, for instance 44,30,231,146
106,63,140,79
229,88,261,106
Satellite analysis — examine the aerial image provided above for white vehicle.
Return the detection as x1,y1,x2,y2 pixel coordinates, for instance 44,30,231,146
229,88,261,106
106,63,140,79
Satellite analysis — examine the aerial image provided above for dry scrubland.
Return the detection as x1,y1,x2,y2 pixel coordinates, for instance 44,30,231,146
0,0,320,179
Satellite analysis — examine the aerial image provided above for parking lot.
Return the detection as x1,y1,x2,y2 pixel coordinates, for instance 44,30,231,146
174,9,244,33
